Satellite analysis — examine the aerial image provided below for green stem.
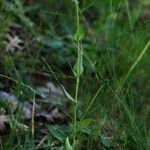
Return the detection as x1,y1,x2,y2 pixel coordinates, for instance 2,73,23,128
76,2,80,32
82,84,104,120
73,1,80,142
76,1,80,66
125,0,133,30
74,77,79,128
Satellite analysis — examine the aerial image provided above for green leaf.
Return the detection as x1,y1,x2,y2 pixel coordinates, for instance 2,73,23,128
72,119,93,135
37,36,63,49
24,5,40,13
77,118,93,131
74,26,85,41
65,137,73,150
48,126,70,142
71,0,79,4
73,48,83,77
61,84,76,103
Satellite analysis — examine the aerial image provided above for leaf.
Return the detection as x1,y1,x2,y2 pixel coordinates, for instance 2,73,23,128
48,126,70,142
77,118,93,131
37,36,64,49
74,26,85,41
72,119,93,136
18,15,33,30
71,0,79,4
61,84,75,103
11,121,29,131
65,137,73,150
24,4,40,13
73,48,84,77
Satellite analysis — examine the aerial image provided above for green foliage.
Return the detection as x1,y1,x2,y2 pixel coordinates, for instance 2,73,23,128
71,0,79,4
73,48,83,77
61,84,76,103
74,26,85,42
0,0,150,149
65,137,72,150
76,118,92,132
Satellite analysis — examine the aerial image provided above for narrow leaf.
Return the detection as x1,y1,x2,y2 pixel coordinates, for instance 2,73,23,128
71,0,79,4
78,118,93,130
61,84,75,103
74,26,85,41
65,137,73,150
73,48,84,77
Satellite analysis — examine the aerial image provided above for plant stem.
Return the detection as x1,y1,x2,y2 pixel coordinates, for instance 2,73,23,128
76,1,80,32
82,83,105,120
32,92,35,138
74,1,80,142
74,77,79,129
